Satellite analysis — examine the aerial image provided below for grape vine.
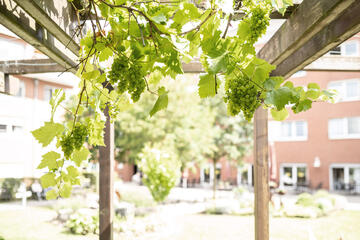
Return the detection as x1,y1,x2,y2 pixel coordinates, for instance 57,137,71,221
31,0,334,199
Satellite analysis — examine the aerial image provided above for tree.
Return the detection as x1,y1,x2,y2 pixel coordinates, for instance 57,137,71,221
115,76,216,171
205,96,253,199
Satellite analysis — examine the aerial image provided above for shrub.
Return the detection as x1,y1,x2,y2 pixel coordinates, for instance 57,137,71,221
138,146,181,203
0,178,22,200
66,209,99,235
296,193,316,207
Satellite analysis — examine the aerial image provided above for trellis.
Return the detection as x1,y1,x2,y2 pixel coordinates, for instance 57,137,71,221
1,0,360,239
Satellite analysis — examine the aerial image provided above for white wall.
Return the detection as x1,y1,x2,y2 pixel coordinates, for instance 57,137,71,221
0,94,64,178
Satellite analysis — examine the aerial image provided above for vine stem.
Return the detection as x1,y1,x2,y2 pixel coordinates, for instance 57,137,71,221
179,10,216,36
222,14,232,39
71,84,86,134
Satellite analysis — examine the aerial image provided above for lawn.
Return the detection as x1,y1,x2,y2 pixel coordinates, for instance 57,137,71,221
0,207,97,240
164,211,360,240
0,205,359,240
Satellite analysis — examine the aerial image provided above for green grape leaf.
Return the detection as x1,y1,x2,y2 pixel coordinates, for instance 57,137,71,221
45,189,58,200
237,21,250,39
306,83,321,99
308,83,320,90
150,87,169,117
183,3,201,19
67,166,80,179
321,89,336,101
83,70,100,80
32,122,64,147
80,35,93,49
148,70,163,86
208,53,228,74
271,108,289,121
292,99,312,113
59,182,72,198
265,87,299,110
72,147,90,167
49,89,65,122
98,47,113,62
198,74,216,98
40,172,57,188
88,117,105,146
152,13,167,24
264,77,284,90
244,57,275,85
272,0,293,15
37,151,61,170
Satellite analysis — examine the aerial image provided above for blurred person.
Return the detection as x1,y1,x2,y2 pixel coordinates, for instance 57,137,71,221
31,180,42,201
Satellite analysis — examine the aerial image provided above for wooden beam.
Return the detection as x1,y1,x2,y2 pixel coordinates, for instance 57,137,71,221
0,59,66,74
99,93,114,240
253,106,269,240
273,1,360,78
258,0,357,66
0,0,78,74
12,0,80,57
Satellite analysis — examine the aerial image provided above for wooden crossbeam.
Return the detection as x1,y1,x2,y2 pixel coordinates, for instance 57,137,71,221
0,0,78,74
273,1,360,78
258,0,357,67
0,59,66,74
12,0,80,57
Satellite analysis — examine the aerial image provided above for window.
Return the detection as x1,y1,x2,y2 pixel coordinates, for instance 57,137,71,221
328,41,359,56
330,164,360,193
329,46,341,55
12,125,23,133
0,124,7,133
44,86,54,101
280,164,308,188
329,117,360,139
269,121,308,141
15,80,25,97
344,42,358,56
328,80,360,102
291,71,307,78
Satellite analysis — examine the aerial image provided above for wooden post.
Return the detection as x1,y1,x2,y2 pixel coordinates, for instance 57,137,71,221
99,105,114,240
253,107,269,240
4,73,10,94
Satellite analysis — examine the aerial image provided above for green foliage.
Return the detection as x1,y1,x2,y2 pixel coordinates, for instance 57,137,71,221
66,210,99,235
37,151,62,171
138,145,181,202
32,122,64,147
115,77,216,169
149,87,168,116
0,178,21,200
32,0,334,198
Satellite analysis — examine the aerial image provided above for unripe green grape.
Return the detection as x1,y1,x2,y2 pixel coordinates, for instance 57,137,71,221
225,74,261,121
60,134,75,159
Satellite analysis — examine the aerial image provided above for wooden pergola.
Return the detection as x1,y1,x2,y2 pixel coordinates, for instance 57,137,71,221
1,0,360,239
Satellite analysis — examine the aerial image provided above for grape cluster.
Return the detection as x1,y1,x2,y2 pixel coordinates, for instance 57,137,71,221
60,134,75,159
248,7,270,43
242,0,271,43
73,124,88,149
60,123,88,159
224,74,261,121
108,56,146,102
